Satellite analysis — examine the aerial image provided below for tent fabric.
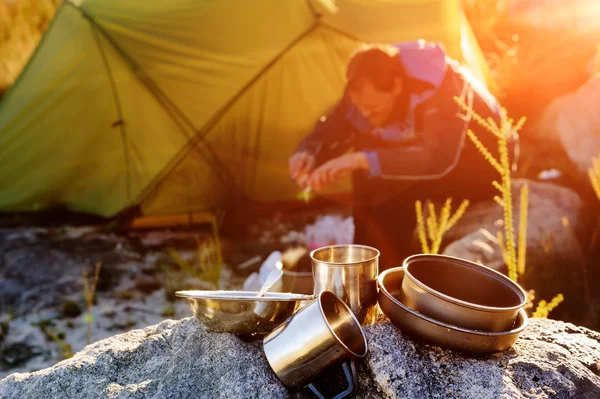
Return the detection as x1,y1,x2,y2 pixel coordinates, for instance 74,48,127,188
0,0,493,217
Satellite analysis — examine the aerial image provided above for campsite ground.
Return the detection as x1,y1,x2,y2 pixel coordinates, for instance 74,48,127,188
0,204,350,379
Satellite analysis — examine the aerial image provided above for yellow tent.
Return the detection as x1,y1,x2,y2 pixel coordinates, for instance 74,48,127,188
0,0,491,218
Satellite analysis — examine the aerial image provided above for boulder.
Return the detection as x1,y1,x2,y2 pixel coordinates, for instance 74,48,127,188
507,0,600,33
1,316,599,399
533,75,600,182
358,320,600,398
487,1,600,124
442,179,595,328
0,318,290,399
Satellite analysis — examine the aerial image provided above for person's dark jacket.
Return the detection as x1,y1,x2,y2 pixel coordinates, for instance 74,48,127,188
295,40,514,206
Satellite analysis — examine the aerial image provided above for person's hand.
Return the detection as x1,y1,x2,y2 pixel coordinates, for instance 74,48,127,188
289,151,316,188
306,152,369,191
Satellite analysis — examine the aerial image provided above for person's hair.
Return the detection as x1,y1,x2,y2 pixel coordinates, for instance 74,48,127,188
346,44,407,93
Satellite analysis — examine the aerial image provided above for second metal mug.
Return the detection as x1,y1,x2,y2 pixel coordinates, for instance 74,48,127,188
263,291,368,398
311,244,380,325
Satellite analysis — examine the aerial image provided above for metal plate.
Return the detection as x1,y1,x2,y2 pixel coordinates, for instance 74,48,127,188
176,290,313,301
176,290,314,337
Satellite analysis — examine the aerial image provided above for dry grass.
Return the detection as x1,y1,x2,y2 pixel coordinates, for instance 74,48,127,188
83,262,101,345
455,96,527,282
167,213,224,290
454,96,564,318
415,199,469,254
0,0,61,95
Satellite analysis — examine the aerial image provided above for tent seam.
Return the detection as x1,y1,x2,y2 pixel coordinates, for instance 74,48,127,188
133,23,323,208
90,24,133,205
68,2,248,208
134,21,323,206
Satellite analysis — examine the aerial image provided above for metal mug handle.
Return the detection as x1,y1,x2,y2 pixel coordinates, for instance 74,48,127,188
307,360,358,399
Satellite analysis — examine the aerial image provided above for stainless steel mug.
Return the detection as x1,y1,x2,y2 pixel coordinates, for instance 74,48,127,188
263,291,367,398
311,245,379,325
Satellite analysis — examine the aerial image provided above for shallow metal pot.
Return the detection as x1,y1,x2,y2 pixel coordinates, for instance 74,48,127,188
401,254,527,332
263,291,367,397
175,290,313,337
379,267,528,356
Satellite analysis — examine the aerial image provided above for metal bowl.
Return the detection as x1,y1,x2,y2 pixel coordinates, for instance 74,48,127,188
176,290,314,337
378,267,528,356
281,269,314,295
401,254,527,332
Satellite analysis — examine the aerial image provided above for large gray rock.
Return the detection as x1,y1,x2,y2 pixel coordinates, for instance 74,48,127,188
358,321,600,399
0,317,289,399
495,1,599,122
533,75,600,178
1,316,599,399
508,0,600,33
442,179,595,327
443,179,584,261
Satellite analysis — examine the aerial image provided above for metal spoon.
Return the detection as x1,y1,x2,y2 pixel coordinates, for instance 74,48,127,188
256,267,283,298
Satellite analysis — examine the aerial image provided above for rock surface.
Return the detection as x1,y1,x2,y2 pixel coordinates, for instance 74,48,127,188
533,75,600,179
358,321,600,399
1,316,599,399
442,179,596,328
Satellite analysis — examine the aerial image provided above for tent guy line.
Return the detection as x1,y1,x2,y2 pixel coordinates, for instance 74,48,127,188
67,0,247,206
90,22,133,203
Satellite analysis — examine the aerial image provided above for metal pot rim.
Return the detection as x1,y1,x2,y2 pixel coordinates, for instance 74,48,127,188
403,254,528,312
281,269,313,277
378,267,529,336
310,244,380,266
317,291,368,358
175,290,314,302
